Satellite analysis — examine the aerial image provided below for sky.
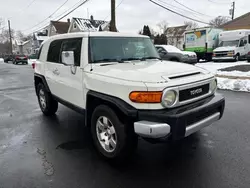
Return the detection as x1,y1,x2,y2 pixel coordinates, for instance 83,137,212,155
0,0,249,35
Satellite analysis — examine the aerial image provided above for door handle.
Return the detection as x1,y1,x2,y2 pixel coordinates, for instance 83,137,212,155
53,68,60,75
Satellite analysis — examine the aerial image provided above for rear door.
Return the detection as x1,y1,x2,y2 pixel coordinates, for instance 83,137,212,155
44,39,63,98
56,38,84,108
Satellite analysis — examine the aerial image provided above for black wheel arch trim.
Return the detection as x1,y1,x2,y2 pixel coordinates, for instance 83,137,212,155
86,90,138,118
34,73,51,93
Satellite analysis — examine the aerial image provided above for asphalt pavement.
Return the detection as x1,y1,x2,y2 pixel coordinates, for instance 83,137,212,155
0,62,250,188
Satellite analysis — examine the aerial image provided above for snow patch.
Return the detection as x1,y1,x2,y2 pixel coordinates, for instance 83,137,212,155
28,59,37,65
196,61,249,74
0,58,4,63
217,70,250,77
217,77,250,92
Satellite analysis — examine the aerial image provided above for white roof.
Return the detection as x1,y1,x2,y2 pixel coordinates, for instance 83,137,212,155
47,32,149,42
73,18,109,32
36,35,49,41
155,45,181,52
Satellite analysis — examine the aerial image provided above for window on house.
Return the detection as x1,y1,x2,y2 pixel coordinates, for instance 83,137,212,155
61,38,82,66
47,40,63,63
73,23,77,29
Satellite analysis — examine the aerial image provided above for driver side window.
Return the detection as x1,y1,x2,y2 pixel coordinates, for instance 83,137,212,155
156,47,167,53
239,40,244,47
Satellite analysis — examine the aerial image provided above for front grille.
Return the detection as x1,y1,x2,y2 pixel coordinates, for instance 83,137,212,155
179,84,209,102
214,51,229,57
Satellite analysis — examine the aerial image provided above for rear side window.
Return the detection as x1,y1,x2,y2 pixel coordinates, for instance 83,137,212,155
61,38,82,66
47,40,63,63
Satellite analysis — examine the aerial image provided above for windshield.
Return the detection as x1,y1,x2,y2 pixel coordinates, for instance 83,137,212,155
89,37,160,63
219,40,239,47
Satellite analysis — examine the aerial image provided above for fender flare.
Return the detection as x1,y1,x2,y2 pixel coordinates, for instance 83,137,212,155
34,73,51,93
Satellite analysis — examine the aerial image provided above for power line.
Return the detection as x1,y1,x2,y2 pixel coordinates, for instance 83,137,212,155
208,0,230,5
56,0,90,21
29,0,90,34
103,0,125,21
9,0,38,19
171,0,213,17
157,0,208,20
149,0,210,24
22,0,70,32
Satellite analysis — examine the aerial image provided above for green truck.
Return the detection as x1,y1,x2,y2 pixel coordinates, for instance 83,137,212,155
184,27,223,62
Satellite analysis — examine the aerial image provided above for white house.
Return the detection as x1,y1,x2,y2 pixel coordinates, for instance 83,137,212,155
68,16,110,33
166,25,189,50
48,20,70,37
13,40,33,55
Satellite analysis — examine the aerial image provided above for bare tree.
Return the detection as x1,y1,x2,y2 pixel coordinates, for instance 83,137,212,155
184,21,199,30
209,16,231,28
0,28,15,42
157,20,168,34
16,30,25,40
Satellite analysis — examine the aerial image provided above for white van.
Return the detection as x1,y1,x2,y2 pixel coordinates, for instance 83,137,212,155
213,29,250,62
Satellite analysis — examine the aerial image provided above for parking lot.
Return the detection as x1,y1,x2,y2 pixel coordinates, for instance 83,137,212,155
1,62,250,188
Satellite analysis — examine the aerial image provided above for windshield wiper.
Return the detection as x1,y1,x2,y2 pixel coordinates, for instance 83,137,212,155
92,58,123,63
121,57,161,62
140,57,162,61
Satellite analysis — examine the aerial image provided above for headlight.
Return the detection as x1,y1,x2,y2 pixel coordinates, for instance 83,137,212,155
162,90,177,107
210,79,217,93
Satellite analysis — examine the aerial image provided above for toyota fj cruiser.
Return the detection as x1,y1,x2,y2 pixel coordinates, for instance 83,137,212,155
34,32,225,160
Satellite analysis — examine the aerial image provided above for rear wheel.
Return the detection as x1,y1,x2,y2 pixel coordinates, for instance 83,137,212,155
37,83,58,116
91,105,138,161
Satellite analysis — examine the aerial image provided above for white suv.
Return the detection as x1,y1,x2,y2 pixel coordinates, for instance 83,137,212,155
34,32,225,160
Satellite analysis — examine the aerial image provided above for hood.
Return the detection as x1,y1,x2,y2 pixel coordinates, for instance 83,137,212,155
181,51,197,56
91,60,208,83
213,46,236,52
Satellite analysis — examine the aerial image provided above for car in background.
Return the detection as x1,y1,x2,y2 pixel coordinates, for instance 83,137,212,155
155,45,197,64
13,55,28,65
4,55,14,63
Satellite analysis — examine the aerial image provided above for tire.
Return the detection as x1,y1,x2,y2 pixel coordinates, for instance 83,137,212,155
91,105,138,161
36,83,58,116
234,54,239,62
248,59,250,63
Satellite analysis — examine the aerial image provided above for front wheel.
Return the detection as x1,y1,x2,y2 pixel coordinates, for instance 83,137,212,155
37,83,58,116
234,54,239,62
91,105,138,161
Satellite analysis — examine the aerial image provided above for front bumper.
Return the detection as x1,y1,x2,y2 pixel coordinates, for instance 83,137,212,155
134,94,225,141
182,58,197,64
212,56,234,61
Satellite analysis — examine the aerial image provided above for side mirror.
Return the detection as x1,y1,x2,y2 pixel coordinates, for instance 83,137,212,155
62,51,74,66
160,51,167,55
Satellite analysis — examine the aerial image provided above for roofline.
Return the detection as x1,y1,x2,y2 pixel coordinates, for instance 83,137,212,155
221,12,250,27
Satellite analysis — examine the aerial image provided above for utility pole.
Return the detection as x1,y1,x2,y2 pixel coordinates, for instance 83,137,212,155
8,20,13,55
231,1,235,20
110,0,117,32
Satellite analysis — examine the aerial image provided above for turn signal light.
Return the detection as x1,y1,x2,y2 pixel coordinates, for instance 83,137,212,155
129,91,162,103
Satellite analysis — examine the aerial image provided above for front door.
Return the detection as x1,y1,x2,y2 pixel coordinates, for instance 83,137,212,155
57,38,85,108
44,39,63,98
